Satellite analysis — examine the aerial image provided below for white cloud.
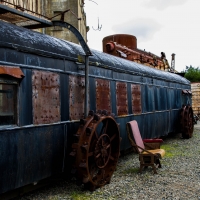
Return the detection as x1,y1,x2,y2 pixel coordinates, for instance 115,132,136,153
112,18,162,42
85,0,200,71
142,0,189,10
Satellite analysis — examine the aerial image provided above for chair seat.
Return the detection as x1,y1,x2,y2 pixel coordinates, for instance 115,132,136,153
141,149,165,158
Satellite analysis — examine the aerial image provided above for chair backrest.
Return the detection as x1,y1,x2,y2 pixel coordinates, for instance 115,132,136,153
126,120,145,153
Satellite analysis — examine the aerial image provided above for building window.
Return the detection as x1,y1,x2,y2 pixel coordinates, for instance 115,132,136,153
0,83,17,125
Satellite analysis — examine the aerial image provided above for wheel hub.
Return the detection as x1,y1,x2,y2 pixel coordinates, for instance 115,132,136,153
94,134,111,168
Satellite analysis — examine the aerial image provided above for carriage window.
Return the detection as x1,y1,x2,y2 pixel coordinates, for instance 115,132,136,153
0,83,17,125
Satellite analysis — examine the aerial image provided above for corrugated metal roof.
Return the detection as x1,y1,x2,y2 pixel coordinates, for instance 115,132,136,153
0,20,190,85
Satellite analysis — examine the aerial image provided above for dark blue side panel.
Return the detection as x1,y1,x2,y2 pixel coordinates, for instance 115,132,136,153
154,112,170,137
89,77,97,112
117,116,132,151
0,48,5,61
19,69,32,126
143,85,155,112
169,110,180,132
142,113,156,139
0,125,64,194
5,49,25,64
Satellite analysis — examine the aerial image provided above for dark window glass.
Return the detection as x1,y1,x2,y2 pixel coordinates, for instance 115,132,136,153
0,84,17,125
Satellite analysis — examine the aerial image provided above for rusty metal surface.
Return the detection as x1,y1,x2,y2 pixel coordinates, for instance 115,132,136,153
103,34,137,51
70,111,120,190
96,79,111,113
32,70,60,125
180,105,194,138
102,34,169,71
69,75,85,120
191,83,200,115
0,65,24,78
116,82,128,116
131,84,142,114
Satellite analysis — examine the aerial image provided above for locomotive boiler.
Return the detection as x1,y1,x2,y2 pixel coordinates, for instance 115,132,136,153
0,20,193,193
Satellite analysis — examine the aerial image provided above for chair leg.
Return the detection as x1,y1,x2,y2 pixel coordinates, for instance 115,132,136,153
155,159,162,168
139,155,160,174
139,165,144,173
152,164,158,174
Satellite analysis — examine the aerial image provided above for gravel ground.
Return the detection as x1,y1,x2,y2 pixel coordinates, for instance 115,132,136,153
18,123,200,200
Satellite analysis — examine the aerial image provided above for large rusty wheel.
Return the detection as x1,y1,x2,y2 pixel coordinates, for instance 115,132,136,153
70,110,120,191
180,105,194,138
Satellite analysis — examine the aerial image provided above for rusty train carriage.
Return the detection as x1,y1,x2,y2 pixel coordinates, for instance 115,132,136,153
0,20,192,193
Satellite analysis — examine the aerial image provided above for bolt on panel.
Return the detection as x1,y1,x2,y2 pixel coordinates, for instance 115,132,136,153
96,79,111,114
131,84,142,114
116,82,128,116
69,75,85,120
32,70,60,125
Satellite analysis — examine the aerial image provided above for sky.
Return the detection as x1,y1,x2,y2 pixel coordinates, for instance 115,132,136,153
84,0,200,72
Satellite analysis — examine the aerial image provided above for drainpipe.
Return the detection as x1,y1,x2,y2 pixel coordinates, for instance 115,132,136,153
85,55,89,117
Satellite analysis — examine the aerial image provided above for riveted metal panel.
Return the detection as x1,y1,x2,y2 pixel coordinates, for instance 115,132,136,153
116,82,128,116
131,84,142,114
32,70,60,125
69,75,85,120
96,79,111,113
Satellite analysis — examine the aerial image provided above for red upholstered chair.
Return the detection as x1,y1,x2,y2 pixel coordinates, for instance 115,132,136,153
126,120,165,174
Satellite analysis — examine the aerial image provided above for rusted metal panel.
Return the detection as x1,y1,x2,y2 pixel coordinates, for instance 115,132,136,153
69,75,85,120
0,65,24,78
32,70,60,125
191,83,200,115
102,34,169,71
116,82,128,116
131,84,142,114
96,79,111,113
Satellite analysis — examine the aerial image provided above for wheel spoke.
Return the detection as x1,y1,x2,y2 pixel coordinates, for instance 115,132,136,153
95,153,101,159
110,134,116,141
106,143,110,149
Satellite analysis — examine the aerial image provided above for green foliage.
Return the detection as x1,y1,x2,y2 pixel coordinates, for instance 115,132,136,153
184,65,200,82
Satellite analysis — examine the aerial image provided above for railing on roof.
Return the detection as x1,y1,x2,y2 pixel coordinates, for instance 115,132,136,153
0,0,43,17
0,0,53,29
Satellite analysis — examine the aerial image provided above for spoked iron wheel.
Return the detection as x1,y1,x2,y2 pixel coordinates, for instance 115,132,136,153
70,110,120,191
180,105,194,138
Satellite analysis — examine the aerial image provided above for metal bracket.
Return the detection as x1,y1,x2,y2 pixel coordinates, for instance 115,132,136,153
52,20,92,56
